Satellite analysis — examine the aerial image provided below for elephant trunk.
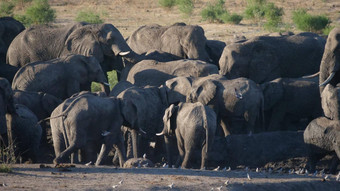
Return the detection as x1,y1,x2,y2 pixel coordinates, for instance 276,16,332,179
320,72,335,87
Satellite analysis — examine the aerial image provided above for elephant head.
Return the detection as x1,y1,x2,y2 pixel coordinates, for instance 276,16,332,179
156,104,179,136
65,23,139,74
187,79,217,105
319,28,340,93
219,37,280,84
260,78,285,110
321,84,340,120
163,77,192,105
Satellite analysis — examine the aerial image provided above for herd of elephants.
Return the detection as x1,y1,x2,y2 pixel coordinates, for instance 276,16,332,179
1,16,340,174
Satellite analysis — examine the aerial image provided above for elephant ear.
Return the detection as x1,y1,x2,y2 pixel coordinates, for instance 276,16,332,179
65,26,104,63
163,104,178,135
191,79,216,105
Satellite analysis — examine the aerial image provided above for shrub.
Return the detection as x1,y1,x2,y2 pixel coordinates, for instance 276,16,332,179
263,3,284,30
0,164,12,173
0,1,15,17
24,0,56,25
201,0,226,23
176,0,194,15
159,0,176,8
76,10,103,24
323,25,335,36
244,0,266,21
292,9,330,33
220,13,243,24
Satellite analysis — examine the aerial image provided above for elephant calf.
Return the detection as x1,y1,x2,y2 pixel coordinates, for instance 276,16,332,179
304,117,340,174
157,102,217,169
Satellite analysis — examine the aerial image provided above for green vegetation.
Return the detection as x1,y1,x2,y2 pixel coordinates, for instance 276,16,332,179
201,0,243,25
159,0,176,8
14,0,56,26
76,10,103,24
91,71,118,92
0,164,12,173
292,9,330,33
176,0,194,15
263,3,284,31
0,1,15,17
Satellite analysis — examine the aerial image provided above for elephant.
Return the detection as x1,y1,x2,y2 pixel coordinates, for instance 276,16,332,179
123,59,219,87
219,32,326,84
11,54,109,100
6,104,42,163
321,84,340,120
319,28,340,94
111,83,169,159
0,77,15,147
163,75,264,136
156,102,217,169
126,23,211,63
0,17,25,63
260,77,322,131
304,117,340,174
50,92,132,166
6,22,140,80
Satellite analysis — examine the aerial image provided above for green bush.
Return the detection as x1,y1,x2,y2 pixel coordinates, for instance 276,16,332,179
176,0,194,15
0,164,12,173
91,71,118,92
159,0,176,8
220,13,243,24
244,0,266,20
263,3,284,30
292,9,330,33
323,25,335,36
0,1,15,17
201,0,226,23
24,0,56,25
76,10,103,24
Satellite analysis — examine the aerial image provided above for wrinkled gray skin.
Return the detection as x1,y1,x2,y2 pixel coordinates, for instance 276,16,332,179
164,75,264,136
319,28,340,94
219,32,326,84
304,117,340,174
205,40,226,68
6,104,42,162
127,23,211,63
50,93,127,166
0,17,25,63
112,83,168,158
157,103,217,169
209,131,307,168
0,77,15,145
12,54,109,100
321,84,340,120
6,22,140,80
261,77,322,131
124,59,218,87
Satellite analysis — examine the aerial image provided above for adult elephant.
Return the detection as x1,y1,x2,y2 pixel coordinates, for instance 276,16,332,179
12,54,109,100
319,28,340,93
321,84,340,120
126,23,211,63
50,92,134,166
124,59,218,87
0,17,25,63
219,32,326,84
205,40,226,68
164,75,264,136
6,22,140,80
260,76,322,131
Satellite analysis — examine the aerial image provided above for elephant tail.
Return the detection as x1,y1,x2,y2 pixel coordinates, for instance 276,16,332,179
201,104,209,154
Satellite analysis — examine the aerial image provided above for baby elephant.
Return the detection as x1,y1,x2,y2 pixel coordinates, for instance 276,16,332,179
157,102,217,169
304,117,340,174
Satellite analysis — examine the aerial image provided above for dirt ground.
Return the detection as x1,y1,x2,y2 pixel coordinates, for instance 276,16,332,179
1,1,340,190
0,163,340,191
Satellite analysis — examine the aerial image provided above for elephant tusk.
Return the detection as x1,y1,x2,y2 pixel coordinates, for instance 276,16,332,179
319,72,336,87
101,131,111,136
139,128,147,135
119,51,130,56
156,132,164,136
302,72,320,78
102,82,110,86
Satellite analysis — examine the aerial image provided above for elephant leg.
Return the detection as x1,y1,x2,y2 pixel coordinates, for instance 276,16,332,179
181,147,193,169
54,143,80,164
131,129,138,158
306,153,325,173
329,154,340,174
176,137,185,168
218,117,230,137
268,106,286,131
201,143,208,170
164,136,173,168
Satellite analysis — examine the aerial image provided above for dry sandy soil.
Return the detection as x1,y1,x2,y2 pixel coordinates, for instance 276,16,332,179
1,1,340,190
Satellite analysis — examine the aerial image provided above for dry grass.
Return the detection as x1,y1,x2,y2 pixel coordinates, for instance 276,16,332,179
42,0,340,41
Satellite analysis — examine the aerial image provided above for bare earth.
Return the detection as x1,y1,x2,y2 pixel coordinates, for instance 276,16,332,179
1,0,340,190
